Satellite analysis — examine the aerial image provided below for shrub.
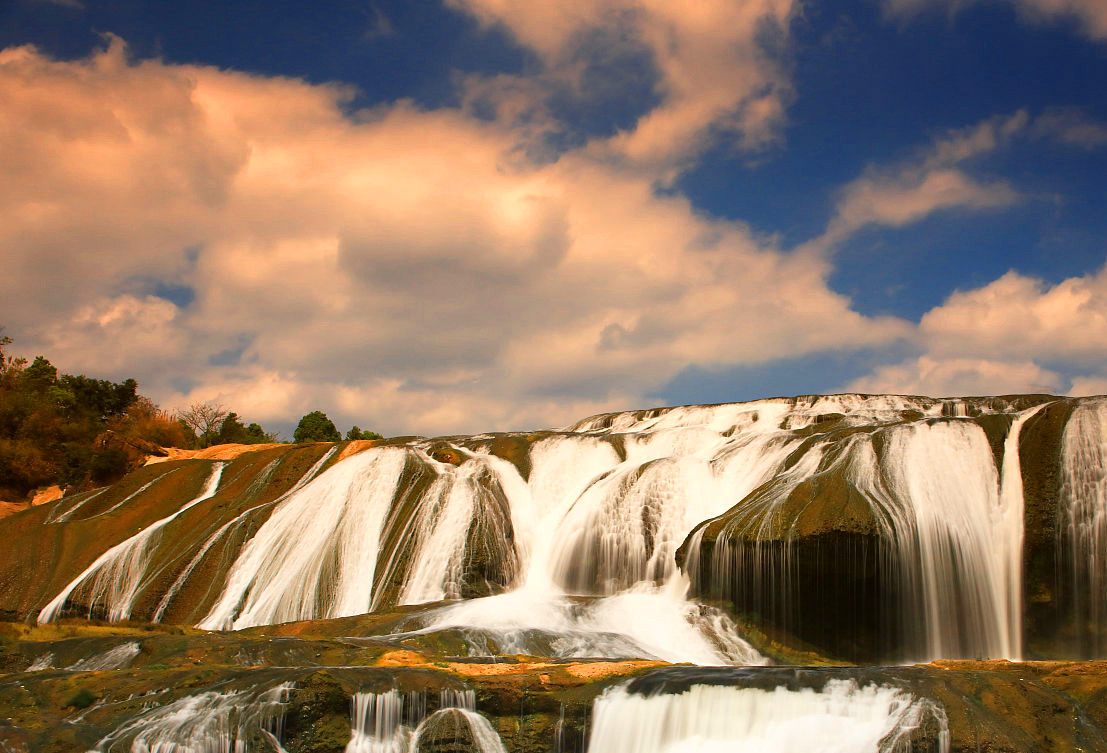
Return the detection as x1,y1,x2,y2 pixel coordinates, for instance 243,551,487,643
294,411,340,443
64,688,97,709
90,447,130,484
345,425,383,441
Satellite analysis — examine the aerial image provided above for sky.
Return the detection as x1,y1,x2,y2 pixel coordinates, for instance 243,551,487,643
2,0,1107,438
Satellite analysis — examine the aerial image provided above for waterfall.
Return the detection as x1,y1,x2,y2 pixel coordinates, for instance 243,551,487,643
586,680,949,753
396,452,522,605
697,405,1047,662
346,690,424,753
38,462,224,623
81,469,180,521
997,404,1047,660
198,449,408,630
47,488,107,524
90,683,291,753
879,406,1043,660
66,641,140,671
866,419,1021,660
153,447,337,623
345,689,505,753
409,708,508,753
196,433,763,664
26,652,53,671
1060,398,1107,656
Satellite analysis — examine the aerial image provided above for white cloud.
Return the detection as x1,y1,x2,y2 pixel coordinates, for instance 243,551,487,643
805,112,1027,254
846,356,1062,397
1069,376,1107,396
448,0,798,172
846,265,1107,399
0,39,911,436
1032,108,1107,148
919,269,1107,364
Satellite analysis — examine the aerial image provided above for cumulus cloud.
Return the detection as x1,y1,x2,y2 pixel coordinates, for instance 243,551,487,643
449,0,798,172
919,269,1107,364
883,0,1107,41
1069,376,1107,397
1,38,913,436
845,266,1107,398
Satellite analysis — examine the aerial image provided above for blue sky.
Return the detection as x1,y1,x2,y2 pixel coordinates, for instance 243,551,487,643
3,0,1107,436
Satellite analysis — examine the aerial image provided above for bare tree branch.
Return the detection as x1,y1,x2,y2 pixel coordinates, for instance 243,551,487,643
178,401,228,437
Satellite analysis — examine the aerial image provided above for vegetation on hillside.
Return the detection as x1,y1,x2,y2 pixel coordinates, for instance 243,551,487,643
0,332,385,499
0,334,181,499
179,401,278,448
346,425,383,441
294,412,385,443
0,333,277,500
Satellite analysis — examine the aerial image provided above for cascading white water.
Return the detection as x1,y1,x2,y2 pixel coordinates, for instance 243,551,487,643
153,447,338,624
346,690,423,753
198,449,409,630
397,452,521,605
38,462,225,623
863,410,1043,660
90,683,292,753
997,404,1047,659
194,431,763,662
66,641,140,671
409,708,508,753
182,394,1039,662
81,469,180,521
586,680,949,753
47,488,107,524
346,689,504,753
26,652,54,671
699,404,1048,661
1060,398,1107,654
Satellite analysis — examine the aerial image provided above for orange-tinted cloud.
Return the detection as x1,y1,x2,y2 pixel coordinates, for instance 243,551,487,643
2,38,912,435
449,0,798,172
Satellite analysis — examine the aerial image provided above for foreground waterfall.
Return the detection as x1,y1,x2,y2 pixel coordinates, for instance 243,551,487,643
587,680,948,753
90,683,291,752
11,389,1107,753
346,689,506,753
194,434,766,662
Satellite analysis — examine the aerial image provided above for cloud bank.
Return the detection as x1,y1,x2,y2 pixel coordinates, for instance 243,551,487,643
1,34,910,435
3,5,1107,437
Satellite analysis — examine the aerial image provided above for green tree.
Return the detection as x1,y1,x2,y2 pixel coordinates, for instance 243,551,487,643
216,412,277,444
294,411,340,443
345,425,383,441
22,356,57,390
